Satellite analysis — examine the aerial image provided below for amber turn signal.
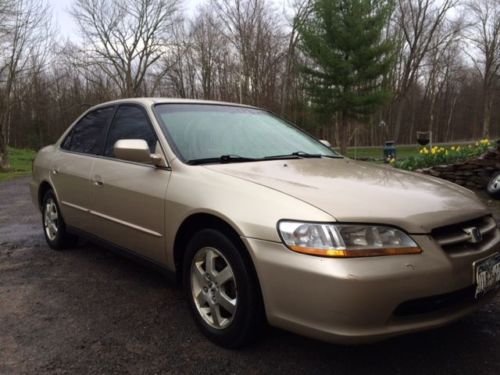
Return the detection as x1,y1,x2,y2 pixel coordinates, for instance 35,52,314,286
289,246,422,258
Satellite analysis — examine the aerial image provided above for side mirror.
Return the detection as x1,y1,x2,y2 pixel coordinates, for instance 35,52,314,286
319,139,331,148
113,139,164,166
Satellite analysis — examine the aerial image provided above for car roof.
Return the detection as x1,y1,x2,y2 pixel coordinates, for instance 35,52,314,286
91,97,258,110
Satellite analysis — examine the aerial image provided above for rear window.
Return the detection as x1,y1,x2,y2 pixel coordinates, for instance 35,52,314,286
61,107,114,155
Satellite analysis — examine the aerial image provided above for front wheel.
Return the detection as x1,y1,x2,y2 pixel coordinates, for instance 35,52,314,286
487,172,500,199
42,190,77,250
183,229,264,348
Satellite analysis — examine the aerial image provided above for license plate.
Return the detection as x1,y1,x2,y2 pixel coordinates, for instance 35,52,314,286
473,253,500,298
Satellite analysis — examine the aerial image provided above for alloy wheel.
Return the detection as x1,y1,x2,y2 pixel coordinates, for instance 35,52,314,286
190,247,238,329
44,198,59,241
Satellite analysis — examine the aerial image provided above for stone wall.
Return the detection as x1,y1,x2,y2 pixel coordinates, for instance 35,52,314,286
417,150,500,190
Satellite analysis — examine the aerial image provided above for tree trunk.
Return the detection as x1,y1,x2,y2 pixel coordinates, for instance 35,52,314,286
445,95,457,141
339,111,349,154
482,88,491,139
393,96,406,142
428,95,436,142
0,126,11,172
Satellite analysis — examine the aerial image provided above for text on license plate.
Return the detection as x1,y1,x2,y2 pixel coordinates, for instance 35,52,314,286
474,253,500,298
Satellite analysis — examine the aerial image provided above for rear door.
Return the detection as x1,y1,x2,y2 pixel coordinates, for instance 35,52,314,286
53,106,115,232
88,104,170,263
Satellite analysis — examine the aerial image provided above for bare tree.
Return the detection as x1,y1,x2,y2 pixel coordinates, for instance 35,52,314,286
70,0,181,98
0,0,52,171
466,0,500,138
390,0,459,142
189,6,226,100
211,0,286,107
420,18,464,141
280,0,311,116
157,22,198,98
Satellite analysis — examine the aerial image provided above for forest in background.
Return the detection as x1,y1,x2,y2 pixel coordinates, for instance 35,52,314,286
0,0,499,170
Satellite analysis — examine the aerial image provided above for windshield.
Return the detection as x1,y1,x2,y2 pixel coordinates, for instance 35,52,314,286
154,104,339,164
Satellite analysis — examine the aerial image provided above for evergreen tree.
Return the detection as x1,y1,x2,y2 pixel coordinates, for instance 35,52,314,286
299,0,395,153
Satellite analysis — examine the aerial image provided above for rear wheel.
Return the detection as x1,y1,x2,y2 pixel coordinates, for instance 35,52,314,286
42,190,77,250
487,172,500,199
183,229,264,348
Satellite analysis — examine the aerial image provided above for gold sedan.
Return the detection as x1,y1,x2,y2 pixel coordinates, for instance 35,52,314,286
31,98,500,347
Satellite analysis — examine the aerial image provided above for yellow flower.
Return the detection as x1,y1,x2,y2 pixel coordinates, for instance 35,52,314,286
475,142,479,146
457,146,461,151
431,148,436,155
451,146,455,151
445,150,448,155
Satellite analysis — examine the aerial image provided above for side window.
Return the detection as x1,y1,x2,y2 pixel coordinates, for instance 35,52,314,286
104,105,157,157
61,107,114,155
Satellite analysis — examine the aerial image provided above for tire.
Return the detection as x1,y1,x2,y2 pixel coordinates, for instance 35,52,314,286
183,229,264,348
487,172,500,199
42,190,77,250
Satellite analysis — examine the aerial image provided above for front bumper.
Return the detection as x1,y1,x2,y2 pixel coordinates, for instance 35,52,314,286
242,231,500,344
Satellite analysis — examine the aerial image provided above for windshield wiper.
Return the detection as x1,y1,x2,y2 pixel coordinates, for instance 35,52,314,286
264,151,320,160
320,154,343,159
187,151,343,165
186,155,259,165
264,151,341,160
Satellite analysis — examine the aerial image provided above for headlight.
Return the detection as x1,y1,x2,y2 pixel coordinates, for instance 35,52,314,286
278,221,421,257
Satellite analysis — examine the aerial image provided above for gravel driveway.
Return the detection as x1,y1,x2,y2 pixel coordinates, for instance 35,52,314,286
1,177,499,374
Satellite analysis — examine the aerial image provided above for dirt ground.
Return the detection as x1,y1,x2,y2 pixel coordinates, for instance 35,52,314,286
1,177,499,375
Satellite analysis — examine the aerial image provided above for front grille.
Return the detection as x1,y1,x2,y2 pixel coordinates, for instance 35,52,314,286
432,215,498,255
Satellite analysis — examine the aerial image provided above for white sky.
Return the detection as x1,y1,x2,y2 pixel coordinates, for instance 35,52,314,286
48,0,289,39
48,0,199,38
48,0,75,37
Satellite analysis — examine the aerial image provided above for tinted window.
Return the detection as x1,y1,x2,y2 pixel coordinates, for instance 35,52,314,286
104,105,157,157
62,107,114,154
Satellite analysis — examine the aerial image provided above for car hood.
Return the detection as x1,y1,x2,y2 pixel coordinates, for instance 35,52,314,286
205,158,489,233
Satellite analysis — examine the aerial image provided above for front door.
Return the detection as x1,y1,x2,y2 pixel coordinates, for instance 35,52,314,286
88,104,170,263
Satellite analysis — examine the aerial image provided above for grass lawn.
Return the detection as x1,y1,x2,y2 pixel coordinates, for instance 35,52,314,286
0,148,37,182
344,145,420,160
343,142,475,161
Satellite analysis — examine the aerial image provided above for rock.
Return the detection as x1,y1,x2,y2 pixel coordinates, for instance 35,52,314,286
415,150,500,189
